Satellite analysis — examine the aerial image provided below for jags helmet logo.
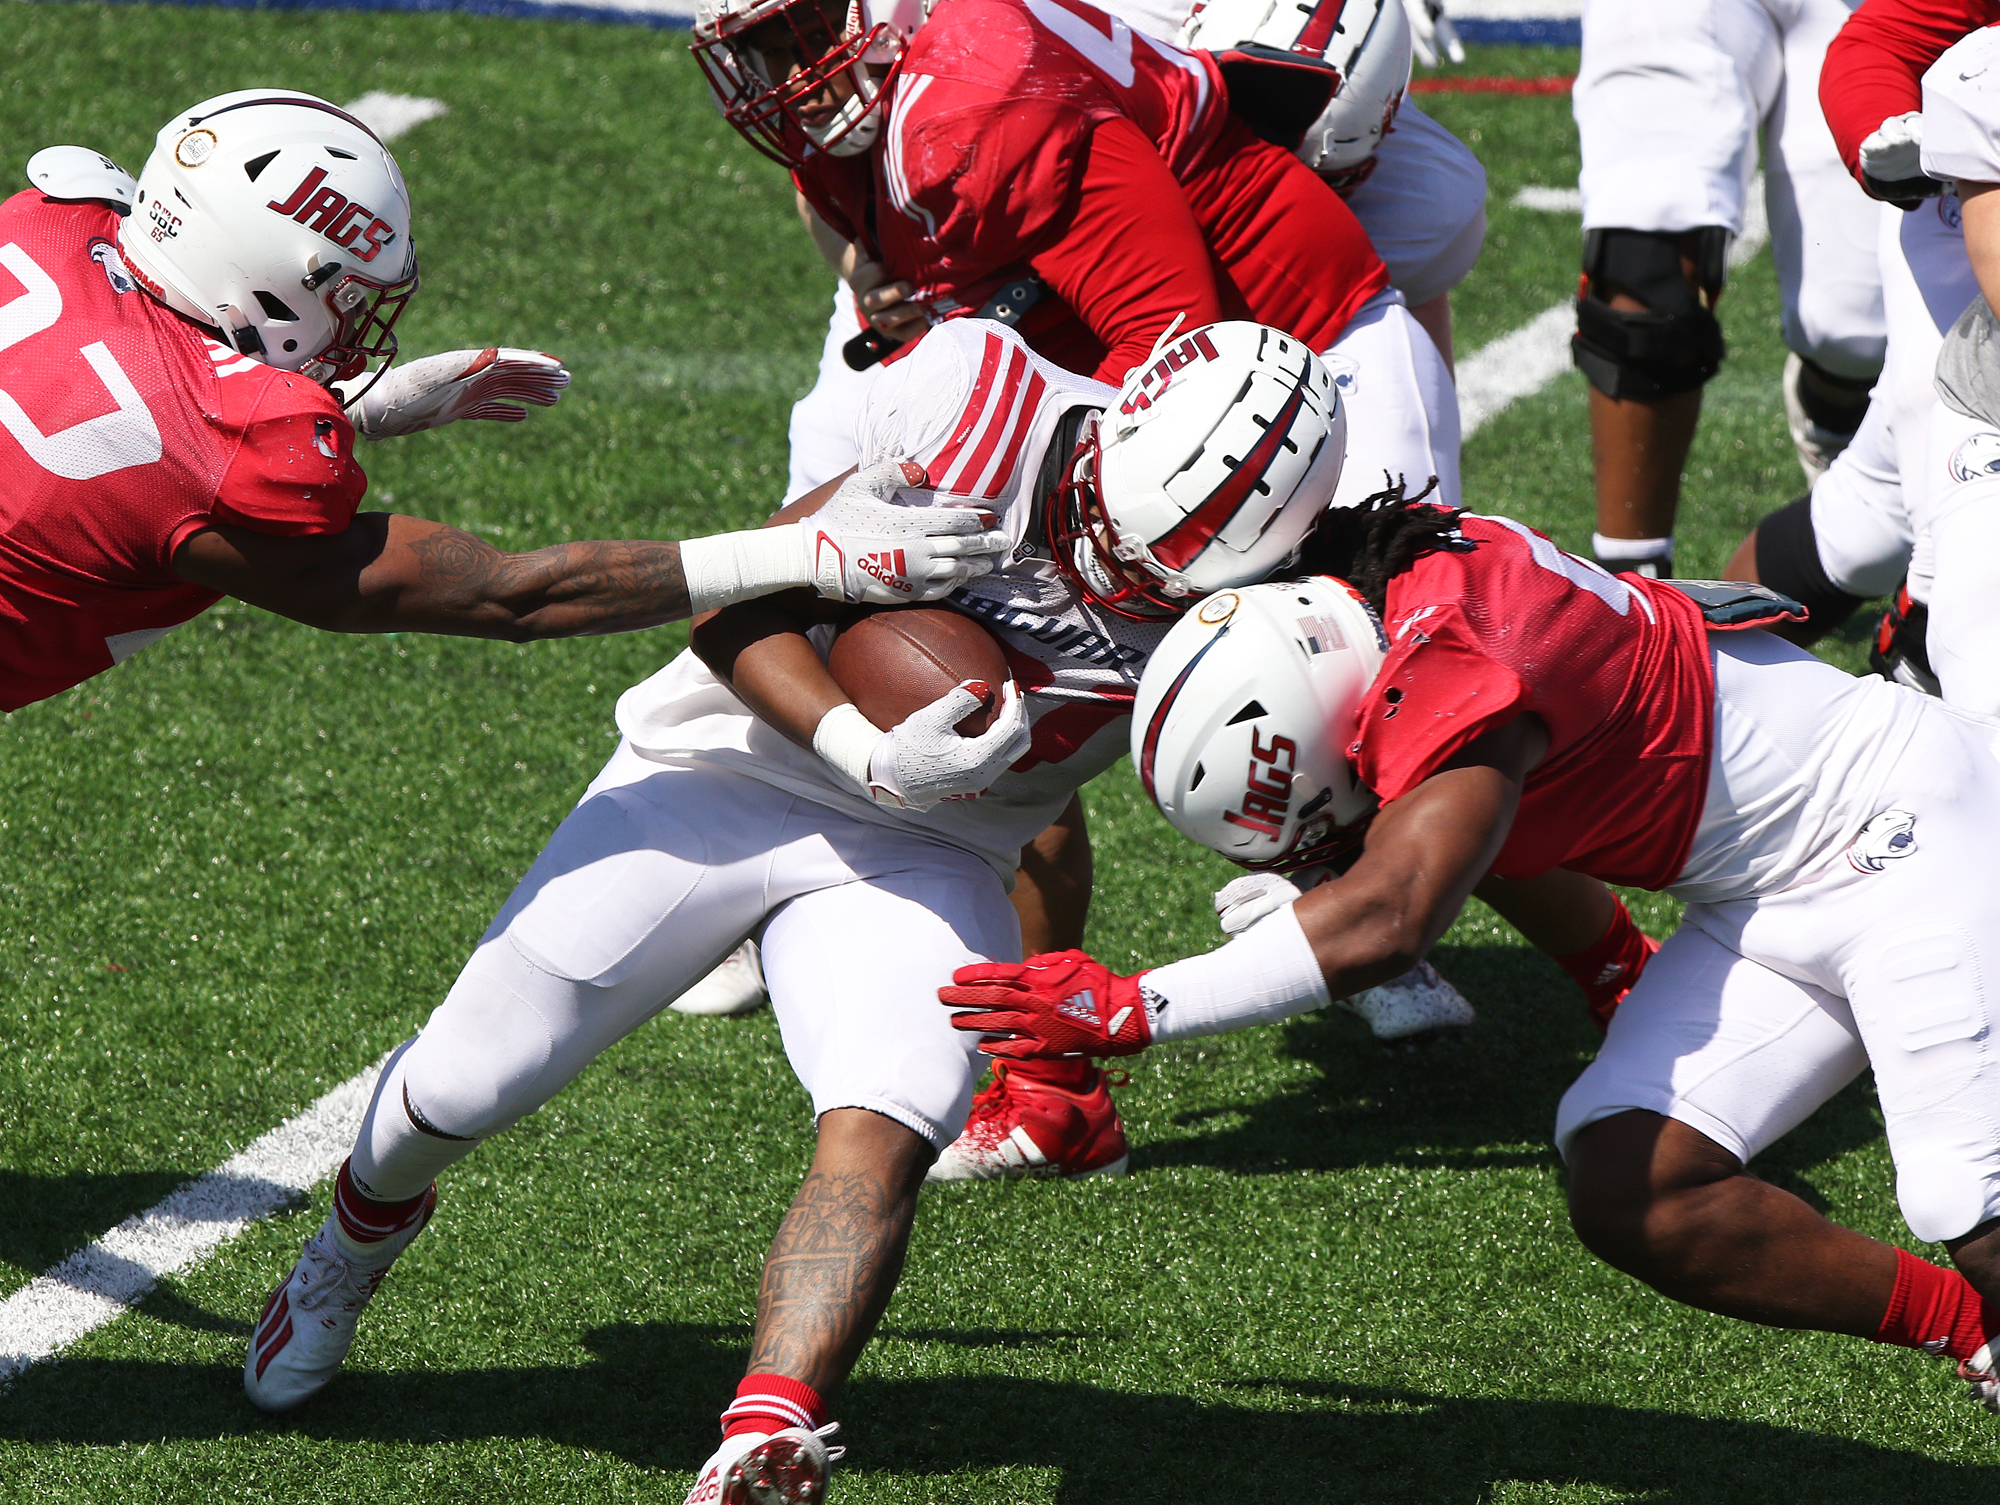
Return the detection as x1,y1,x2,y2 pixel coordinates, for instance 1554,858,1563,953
1949,431,2000,484
1847,809,1917,873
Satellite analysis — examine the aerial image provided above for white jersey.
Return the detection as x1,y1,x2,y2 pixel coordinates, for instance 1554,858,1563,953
619,321,1175,876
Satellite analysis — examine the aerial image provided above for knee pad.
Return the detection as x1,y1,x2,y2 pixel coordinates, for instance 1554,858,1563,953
401,950,560,1141
1752,494,1865,636
1572,227,1729,401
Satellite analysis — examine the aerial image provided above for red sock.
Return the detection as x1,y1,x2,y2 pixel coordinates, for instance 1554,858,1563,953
333,1159,431,1245
1552,898,1659,1033
1002,1057,1100,1092
721,1374,825,1440
1874,1247,2000,1360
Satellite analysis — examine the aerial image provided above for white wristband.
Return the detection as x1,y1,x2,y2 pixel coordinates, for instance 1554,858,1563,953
1143,905,1333,1044
679,525,810,614
811,702,884,793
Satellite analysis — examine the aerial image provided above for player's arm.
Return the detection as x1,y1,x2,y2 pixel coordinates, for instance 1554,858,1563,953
1823,0,1990,198
692,487,1031,810
941,714,1548,1056
173,464,1008,639
1022,116,1231,381
796,192,927,342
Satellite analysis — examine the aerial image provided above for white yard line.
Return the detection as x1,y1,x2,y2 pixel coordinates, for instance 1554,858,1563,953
342,92,449,142
1462,176,1770,434
0,1060,384,1387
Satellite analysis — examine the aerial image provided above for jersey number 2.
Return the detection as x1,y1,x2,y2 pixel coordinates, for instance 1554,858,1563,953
0,242,162,480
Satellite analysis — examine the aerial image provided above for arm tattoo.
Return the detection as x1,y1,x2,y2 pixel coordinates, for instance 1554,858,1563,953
402,526,690,639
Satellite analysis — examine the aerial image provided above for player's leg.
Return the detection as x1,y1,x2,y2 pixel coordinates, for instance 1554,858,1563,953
1559,926,1904,1335
687,843,1018,1498
666,282,885,1022
1571,0,1777,576
1344,98,1488,373
245,752,792,1411
1765,0,1886,481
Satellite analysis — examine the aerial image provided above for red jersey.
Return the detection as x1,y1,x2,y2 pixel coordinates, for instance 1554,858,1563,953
1353,516,1716,890
1823,0,1999,183
797,0,1387,380
0,192,365,710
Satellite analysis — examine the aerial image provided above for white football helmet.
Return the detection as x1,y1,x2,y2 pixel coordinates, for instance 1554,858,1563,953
118,90,417,384
692,0,933,165
1052,322,1346,618
1133,575,1387,870
1181,0,1413,191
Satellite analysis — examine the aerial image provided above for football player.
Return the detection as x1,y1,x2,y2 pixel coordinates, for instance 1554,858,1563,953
0,91,1008,716
242,319,1358,1505
942,501,2000,1419
1571,0,1886,579
1725,0,2000,712
675,0,1496,1173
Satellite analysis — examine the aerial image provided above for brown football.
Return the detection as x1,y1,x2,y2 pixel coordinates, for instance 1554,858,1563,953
828,607,1009,736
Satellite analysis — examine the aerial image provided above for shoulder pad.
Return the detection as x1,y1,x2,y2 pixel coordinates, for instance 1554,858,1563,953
25,145,137,216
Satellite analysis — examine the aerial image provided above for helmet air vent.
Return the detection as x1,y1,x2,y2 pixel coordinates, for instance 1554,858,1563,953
243,150,279,182
254,290,300,322
1189,762,1206,790
1226,700,1267,726
325,147,357,159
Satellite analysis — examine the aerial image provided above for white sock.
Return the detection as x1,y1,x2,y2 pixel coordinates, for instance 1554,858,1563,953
1591,533,1674,579
1143,906,1332,1044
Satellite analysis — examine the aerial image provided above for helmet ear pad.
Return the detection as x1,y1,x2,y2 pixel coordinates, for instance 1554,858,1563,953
1132,576,1388,870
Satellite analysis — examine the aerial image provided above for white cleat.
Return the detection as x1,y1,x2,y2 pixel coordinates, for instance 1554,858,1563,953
1960,1342,2000,1413
684,1425,843,1505
671,940,769,1017
1337,960,1475,1042
244,1187,434,1412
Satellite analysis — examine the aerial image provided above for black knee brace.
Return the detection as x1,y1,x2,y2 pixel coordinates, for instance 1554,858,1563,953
1751,493,1865,636
1572,227,1730,401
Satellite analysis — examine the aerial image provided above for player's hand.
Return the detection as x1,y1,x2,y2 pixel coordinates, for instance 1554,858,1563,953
346,348,570,438
849,263,931,342
802,460,1009,606
867,678,1032,809
940,950,1155,1058
1214,865,1339,936
1214,872,1303,936
1859,112,1945,203
1400,0,1464,67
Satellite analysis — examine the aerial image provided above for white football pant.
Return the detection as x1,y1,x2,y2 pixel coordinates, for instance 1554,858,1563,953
347,747,1019,1202
1574,0,1883,378
1558,685,2000,1245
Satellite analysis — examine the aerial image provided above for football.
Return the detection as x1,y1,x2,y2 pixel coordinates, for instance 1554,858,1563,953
827,607,1009,736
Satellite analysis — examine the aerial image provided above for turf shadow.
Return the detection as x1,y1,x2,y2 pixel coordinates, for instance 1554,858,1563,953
1136,942,1887,1188
0,1168,204,1284
4,1322,1995,1502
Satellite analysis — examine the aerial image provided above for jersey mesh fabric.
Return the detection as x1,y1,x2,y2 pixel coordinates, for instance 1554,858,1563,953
617,321,1171,876
1353,516,1716,890
0,193,365,709
794,0,1386,380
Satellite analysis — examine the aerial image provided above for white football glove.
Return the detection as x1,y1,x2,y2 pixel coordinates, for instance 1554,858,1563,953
801,460,1010,606
1859,112,1945,200
1214,864,1335,935
814,680,1032,810
342,348,570,439
1401,0,1464,68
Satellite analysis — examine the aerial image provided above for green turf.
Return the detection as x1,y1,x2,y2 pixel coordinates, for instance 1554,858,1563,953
2,9,1985,1501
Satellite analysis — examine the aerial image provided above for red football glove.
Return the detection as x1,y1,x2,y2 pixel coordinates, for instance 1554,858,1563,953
940,949,1155,1059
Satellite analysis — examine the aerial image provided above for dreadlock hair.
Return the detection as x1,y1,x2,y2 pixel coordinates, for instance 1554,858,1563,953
1294,473,1476,616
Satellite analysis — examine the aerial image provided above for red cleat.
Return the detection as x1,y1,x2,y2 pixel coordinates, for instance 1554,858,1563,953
928,1061,1130,1181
